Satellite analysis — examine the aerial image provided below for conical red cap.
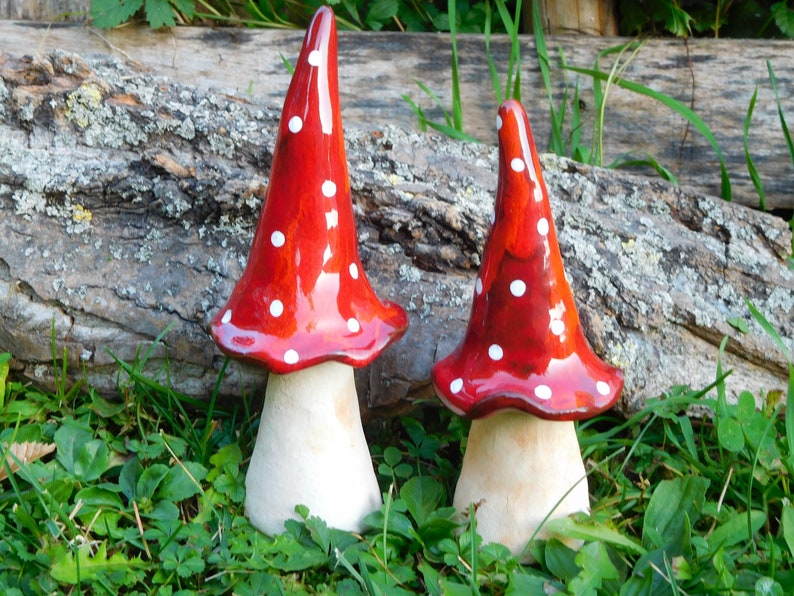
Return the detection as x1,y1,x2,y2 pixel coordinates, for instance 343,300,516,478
209,7,407,375
432,100,623,421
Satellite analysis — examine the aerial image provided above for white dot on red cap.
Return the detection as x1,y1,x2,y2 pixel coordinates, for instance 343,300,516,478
488,344,503,361
496,115,503,130
288,116,303,133
450,378,464,394
349,263,359,279
510,280,526,297
221,309,232,324
535,385,552,400
596,381,611,396
537,218,550,236
284,349,299,364
347,318,360,333
308,50,321,66
550,319,565,336
269,300,284,317
271,231,285,247
475,277,483,295
322,180,336,197
511,157,525,172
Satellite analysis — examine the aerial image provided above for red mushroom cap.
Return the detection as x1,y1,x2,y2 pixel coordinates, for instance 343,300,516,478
209,6,408,375
431,100,623,421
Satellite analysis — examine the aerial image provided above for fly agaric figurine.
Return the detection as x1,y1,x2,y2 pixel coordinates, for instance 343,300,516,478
432,99,623,559
209,6,408,536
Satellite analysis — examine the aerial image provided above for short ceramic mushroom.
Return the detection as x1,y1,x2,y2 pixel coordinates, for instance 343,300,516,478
432,99,623,559
209,6,408,535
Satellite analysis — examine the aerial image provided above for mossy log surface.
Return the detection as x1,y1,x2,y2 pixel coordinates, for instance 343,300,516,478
0,52,792,416
1,21,793,211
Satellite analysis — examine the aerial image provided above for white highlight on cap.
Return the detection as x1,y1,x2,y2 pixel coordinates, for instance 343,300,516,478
511,158,525,172
288,116,303,133
550,319,565,336
349,263,359,279
510,280,526,297
535,385,552,400
475,277,483,295
496,115,503,130
221,309,232,324
322,180,337,197
347,318,360,333
450,378,464,394
596,381,611,396
269,300,284,317
284,349,299,365
488,344,504,361
271,231,286,247
537,218,550,236
533,184,544,202
308,50,321,66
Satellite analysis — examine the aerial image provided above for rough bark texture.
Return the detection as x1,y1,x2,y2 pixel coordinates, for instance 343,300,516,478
1,22,792,210
0,51,792,416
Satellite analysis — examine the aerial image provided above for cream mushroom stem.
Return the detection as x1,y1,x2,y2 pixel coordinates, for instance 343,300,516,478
244,360,381,535
453,410,589,562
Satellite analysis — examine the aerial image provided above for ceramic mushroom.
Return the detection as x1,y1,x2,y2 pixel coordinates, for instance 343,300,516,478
431,99,623,560
209,6,408,535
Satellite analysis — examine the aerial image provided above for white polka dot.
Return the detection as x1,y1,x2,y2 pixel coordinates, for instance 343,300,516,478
349,263,359,279
347,318,360,333
221,309,232,324
325,209,338,228
537,218,550,236
475,278,483,295
308,50,321,66
269,300,284,317
511,158,525,172
550,320,565,336
496,115,503,130
510,280,526,297
535,385,552,400
488,344,503,361
288,116,303,133
596,381,611,396
322,180,336,197
271,231,285,247
284,349,299,365
450,378,464,394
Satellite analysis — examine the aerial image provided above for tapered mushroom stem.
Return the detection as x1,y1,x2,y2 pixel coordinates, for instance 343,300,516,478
453,411,589,561
244,360,381,535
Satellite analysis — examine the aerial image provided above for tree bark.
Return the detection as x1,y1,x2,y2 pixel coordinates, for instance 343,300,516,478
0,51,791,416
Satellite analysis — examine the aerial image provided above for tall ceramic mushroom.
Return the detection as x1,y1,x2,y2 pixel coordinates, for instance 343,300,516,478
431,100,623,559
209,6,408,535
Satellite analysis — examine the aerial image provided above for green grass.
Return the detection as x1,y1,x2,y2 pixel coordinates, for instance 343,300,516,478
1,301,793,594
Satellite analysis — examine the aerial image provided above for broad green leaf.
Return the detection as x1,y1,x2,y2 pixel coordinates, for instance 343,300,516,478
156,462,207,502
50,542,145,584
756,576,785,596
717,417,745,452
779,506,794,557
543,516,646,555
544,539,580,581
570,542,620,593
506,571,555,594
55,422,110,482
727,317,750,334
144,0,176,29
772,1,794,36
709,509,766,549
91,0,143,28
365,0,398,30
642,477,708,550
400,476,443,527
137,463,170,499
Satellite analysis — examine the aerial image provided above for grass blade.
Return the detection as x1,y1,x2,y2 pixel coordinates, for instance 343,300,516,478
447,0,463,133
565,64,732,201
533,0,564,154
767,60,794,167
743,85,765,210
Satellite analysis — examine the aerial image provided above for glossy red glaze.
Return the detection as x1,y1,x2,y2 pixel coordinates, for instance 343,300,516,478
209,6,407,375
432,100,623,421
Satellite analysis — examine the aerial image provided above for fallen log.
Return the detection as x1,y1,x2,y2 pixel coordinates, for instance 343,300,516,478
0,51,791,416
1,21,793,211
